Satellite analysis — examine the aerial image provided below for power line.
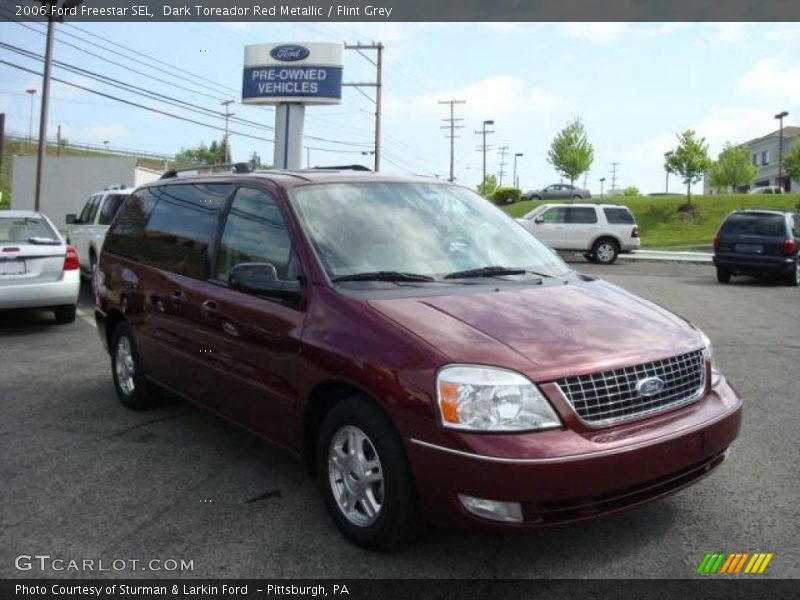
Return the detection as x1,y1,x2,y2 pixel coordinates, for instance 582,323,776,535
439,99,465,182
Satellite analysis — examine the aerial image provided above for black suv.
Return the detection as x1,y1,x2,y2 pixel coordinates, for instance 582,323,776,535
713,210,799,286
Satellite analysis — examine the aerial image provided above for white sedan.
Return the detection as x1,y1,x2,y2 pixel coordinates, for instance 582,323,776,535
0,211,80,323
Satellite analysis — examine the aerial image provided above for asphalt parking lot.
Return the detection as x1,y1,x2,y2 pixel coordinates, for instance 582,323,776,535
1,260,798,579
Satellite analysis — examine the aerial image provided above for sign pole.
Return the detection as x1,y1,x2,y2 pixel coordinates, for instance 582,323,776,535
274,103,305,170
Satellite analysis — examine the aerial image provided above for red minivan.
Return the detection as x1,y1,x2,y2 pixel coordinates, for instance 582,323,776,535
95,168,742,549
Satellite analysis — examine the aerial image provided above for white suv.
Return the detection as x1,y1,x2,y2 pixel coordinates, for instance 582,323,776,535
64,187,133,274
516,203,640,264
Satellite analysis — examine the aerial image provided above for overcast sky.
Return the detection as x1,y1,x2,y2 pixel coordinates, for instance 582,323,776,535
1,21,798,193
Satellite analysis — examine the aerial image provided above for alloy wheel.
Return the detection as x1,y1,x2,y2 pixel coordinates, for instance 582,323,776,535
328,425,384,527
115,336,136,396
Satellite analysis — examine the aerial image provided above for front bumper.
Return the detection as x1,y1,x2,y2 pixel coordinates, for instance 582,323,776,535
406,379,742,529
0,271,80,310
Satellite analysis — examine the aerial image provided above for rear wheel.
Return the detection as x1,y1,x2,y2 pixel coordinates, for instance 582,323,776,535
786,257,799,287
54,304,76,324
592,238,619,265
111,322,161,410
716,268,732,284
317,396,421,550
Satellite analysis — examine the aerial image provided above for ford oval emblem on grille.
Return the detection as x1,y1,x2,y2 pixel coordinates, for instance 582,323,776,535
270,45,310,62
636,377,665,397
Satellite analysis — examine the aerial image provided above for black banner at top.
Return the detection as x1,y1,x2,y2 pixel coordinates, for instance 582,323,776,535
2,0,800,22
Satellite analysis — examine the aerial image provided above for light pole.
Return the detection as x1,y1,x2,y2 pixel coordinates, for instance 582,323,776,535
25,87,36,143
476,119,494,186
599,177,606,198
664,151,674,194
775,111,789,191
513,152,523,188
103,140,109,151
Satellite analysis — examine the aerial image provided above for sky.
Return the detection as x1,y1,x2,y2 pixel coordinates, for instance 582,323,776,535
0,20,799,193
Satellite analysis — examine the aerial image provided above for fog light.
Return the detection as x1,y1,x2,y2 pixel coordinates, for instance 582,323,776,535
458,494,523,523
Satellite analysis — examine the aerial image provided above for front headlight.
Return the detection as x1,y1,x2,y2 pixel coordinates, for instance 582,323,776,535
436,365,561,432
698,329,723,387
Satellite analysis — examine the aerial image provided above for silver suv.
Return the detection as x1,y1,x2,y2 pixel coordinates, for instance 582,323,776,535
516,203,641,264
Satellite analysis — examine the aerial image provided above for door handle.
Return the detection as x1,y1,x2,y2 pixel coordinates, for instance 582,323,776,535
171,290,186,307
200,299,220,317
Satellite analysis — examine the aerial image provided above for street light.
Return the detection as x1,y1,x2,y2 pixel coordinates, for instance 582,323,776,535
25,87,36,143
103,140,110,151
513,152,523,189
664,151,674,194
775,111,789,191
599,177,606,198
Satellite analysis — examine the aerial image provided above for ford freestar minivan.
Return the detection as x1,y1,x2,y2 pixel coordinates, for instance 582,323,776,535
94,168,742,549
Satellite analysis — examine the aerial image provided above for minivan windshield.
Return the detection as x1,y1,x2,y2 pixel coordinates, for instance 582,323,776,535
292,182,570,281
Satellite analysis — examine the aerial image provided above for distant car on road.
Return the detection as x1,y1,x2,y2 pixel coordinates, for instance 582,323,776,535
713,210,799,286
517,203,640,264
521,183,591,201
64,186,133,275
748,186,784,195
0,211,80,323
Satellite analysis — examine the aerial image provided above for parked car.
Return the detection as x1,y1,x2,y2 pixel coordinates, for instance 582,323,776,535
521,184,591,201
0,211,80,323
64,186,133,275
713,210,799,286
516,203,640,264
748,186,784,195
95,169,740,549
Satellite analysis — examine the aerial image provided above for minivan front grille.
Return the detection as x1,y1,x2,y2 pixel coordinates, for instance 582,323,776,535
556,350,706,426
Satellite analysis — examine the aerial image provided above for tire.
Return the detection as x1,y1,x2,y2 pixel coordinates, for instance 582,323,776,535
317,396,421,550
54,304,76,324
786,257,800,287
110,321,161,410
531,195,542,201
592,238,619,265
716,268,732,284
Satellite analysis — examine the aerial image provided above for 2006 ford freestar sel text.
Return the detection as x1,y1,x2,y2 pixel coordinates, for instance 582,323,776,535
93,169,742,549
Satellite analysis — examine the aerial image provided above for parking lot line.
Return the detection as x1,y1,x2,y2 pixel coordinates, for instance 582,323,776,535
76,307,97,328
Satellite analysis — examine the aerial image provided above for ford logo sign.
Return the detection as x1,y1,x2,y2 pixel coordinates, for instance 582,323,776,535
636,377,665,397
270,45,310,62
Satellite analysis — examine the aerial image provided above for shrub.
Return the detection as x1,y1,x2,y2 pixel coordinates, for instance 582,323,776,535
490,186,522,205
621,186,641,197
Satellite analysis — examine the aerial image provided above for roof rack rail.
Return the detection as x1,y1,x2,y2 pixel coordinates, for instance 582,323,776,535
310,164,372,172
160,162,252,180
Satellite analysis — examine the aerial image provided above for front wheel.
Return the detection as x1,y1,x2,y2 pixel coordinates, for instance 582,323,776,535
716,268,731,283
592,239,619,265
317,396,421,550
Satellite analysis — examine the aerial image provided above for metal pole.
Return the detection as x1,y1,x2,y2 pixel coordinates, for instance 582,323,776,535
777,115,784,189
57,124,61,157
34,17,55,212
482,124,487,184
221,99,234,163
0,113,5,177
374,43,383,172
449,101,455,181
513,154,518,189
27,92,35,143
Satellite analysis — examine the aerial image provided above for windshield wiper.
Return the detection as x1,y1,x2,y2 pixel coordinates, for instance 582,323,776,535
332,271,436,283
444,265,551,280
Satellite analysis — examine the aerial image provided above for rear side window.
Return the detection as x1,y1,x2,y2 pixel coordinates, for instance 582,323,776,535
567,207,598,224
78,195,100,224
103,189,158,259
98,194,128,226
720,213,787,237
604,208,635,225
142,183,232,279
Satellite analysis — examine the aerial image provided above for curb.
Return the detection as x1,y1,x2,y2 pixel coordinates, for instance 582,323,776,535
623,250,713,264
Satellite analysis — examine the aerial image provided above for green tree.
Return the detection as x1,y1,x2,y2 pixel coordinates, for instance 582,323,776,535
477,174,498,197
547,117,594,186
174,139,227,166
783,142,800,187
665,130,711,203
707,142,757,193
621,186,641,197
248,151,264,170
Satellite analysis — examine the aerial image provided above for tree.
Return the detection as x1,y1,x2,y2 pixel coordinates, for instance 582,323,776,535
707,142,757,193
547,117,594,186
665,130,711,203
783,142,800,188
621,186,641,197
174,139,227,166
477,174,498,197
248,151,264,170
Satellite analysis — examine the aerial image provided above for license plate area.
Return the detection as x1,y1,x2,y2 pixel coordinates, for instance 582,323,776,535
0,260,27,275
735,243,763,254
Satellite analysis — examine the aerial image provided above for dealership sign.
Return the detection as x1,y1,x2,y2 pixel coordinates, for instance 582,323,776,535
242,42,343,104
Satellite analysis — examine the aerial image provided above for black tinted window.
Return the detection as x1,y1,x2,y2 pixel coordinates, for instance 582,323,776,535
720,213,787,237
98,194,128,226
103,189,158,259
216,187,293,282
567,207,598,224
142,183,232,279
604,208,635,224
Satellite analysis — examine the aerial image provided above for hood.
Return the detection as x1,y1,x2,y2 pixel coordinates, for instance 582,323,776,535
368,279,702,382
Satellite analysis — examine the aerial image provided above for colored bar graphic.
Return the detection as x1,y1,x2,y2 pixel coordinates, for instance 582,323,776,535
697,552,772,575
696,553,713,574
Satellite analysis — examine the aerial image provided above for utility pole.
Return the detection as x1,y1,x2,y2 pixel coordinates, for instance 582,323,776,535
610,162,620,195
56,124,61,156
439,99,465,182
343,42,383,171
497,146,510,187
0,113,5,177
475,119,495,186
221,99,234,163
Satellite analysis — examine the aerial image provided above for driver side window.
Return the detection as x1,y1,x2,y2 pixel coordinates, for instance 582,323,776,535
539,207,567,224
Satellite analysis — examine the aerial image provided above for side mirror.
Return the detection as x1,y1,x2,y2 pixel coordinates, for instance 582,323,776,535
66,214,77,224
230,263,302,303
534,217,545,224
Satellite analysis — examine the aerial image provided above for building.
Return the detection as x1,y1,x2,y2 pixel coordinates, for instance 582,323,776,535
10,156,162,226
705,126,800,194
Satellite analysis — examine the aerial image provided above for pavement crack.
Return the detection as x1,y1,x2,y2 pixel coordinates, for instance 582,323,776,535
244,489,283,504
105,413,181,438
